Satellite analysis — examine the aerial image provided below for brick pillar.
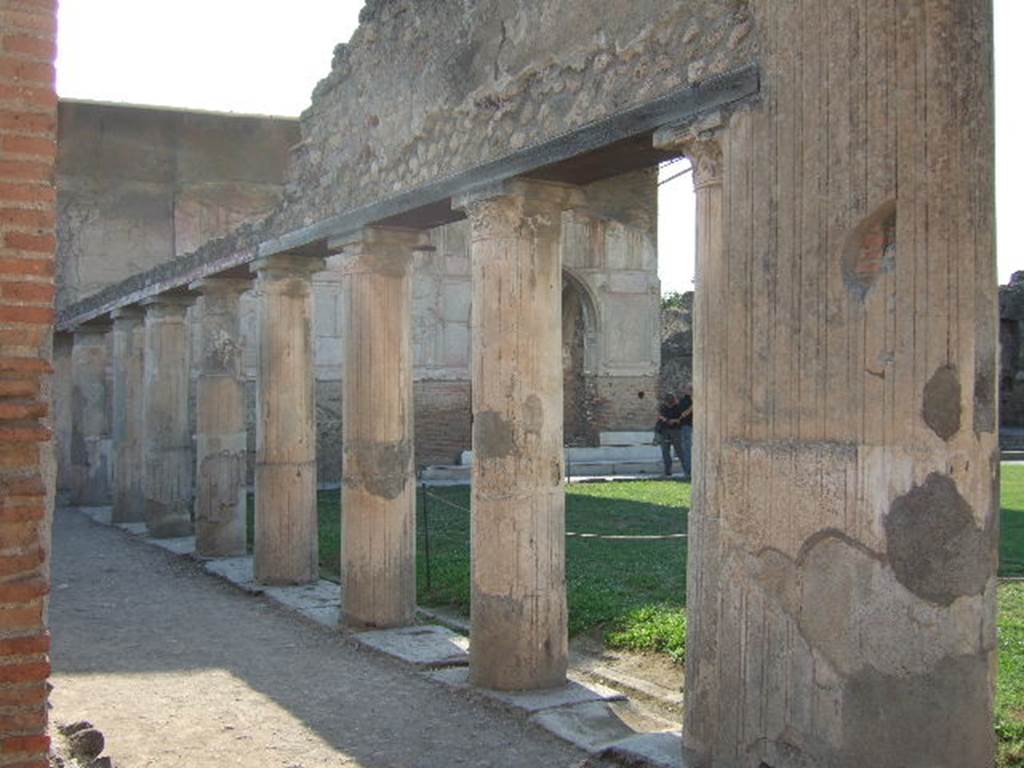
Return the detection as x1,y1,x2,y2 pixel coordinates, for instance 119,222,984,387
329,227,424,628
0,0,58,763
455,179,579,691
251,254,323,585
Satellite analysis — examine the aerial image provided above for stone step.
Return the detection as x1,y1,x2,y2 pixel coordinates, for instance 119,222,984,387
459,444,665,466
421,459,673,485
599,430,655,446
1002,429,1024,450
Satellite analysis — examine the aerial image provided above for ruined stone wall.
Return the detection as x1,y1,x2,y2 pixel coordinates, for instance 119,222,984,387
684,2,997,765
273,0,754,232
56,101,298,307
0,0,58,762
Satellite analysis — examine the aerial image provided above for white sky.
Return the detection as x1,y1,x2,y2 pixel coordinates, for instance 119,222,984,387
55,1,1019,291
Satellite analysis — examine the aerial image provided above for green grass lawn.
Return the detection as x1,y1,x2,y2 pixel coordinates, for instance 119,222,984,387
249,465,1024,762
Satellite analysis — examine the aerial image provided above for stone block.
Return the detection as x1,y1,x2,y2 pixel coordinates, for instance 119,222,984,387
354,625,469,668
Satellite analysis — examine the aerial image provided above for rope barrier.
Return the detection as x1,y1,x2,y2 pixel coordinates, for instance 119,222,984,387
420,490,685,541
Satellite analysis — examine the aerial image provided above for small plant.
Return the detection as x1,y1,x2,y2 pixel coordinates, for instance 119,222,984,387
606,604,687,664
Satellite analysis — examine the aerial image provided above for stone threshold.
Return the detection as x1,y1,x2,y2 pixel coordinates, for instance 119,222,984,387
67,504,690,766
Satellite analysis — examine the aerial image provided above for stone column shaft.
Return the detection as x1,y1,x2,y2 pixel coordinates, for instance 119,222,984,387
252,254,323,585
141,295,195,538
111,307,146,523
70,324,112,506
192,278,250,557
330,227,423,628
456,179,579,691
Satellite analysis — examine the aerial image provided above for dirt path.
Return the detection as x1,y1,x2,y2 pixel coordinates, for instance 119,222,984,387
49,509,605,768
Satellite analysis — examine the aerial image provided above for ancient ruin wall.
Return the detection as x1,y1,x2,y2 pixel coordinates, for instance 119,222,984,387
273,0,755,232
56,101,298,307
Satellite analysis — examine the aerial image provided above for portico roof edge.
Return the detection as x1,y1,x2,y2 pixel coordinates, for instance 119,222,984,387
57,63,759,331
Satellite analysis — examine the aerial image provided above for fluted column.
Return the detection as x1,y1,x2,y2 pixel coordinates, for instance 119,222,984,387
655,116,724,763
454,179,579,691
111,307,146,522
141,295,195,538
328,227,424,628
70,323,112,506
192,278,250,557
251,254,323,585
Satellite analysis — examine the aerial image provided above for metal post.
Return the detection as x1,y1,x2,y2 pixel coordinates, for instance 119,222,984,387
421,480,431,591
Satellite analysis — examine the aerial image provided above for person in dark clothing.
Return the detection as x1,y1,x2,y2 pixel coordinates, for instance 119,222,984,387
657,391,692,479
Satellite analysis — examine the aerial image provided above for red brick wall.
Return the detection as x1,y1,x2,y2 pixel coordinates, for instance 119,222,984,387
413,380,471,467
0,1,57,766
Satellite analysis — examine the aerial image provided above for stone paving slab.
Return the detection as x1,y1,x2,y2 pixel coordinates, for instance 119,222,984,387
203,556,258,590
203,556,341,627
601,732,690,768
78,506,113,525
145,535,196,556
426,667,625,713
354,625,470,668
115,522,148,536
530,701,638,753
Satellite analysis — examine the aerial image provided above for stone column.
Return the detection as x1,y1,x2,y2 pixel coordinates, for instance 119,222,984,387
111,307,146,523
454,179,579,691
141,295,195,538
658,1,997,762
251,254,323,585
70,323,112,506
328,227,424,628
191,278,250,557
655,116,724,764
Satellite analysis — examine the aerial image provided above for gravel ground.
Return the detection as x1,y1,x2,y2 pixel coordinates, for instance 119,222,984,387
48,508,607,768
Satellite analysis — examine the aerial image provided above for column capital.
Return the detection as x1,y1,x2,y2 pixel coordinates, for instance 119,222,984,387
325,226,429,277
141,293,196,315
453,178,582,240
250,253,325,278
111,306,145,323
653,111,724,191
73,320,112,336
188,276,252,297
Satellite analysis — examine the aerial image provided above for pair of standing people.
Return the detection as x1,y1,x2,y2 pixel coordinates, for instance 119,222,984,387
657,388,693,479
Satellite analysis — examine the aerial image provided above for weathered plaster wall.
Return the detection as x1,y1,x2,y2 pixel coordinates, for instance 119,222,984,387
684,2,997,766
274,0,754,231
56,100,298,307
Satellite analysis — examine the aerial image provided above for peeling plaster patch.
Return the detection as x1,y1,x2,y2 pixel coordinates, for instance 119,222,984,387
841,201,895,299
523,394,544,437
345,439,412,500
973,362,996,435
922,365,961,440
885,473,992,606
841,654,993,766
474,410,516,460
